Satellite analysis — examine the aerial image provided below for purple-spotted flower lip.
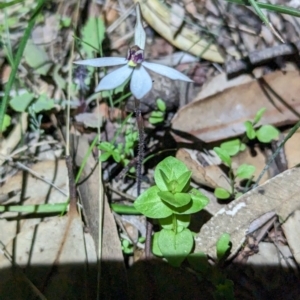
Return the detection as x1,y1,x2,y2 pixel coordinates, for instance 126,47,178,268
74,3,193,99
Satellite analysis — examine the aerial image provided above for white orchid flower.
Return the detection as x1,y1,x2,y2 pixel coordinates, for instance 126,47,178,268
74,3,193,99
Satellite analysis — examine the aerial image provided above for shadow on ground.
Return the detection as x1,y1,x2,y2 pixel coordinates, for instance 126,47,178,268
0,256,299,300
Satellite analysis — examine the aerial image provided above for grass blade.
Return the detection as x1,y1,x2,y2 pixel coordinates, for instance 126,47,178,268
0,0,45,135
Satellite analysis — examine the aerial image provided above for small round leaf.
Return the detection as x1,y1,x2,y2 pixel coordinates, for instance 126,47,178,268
236,164,256,179
214,187,231,200
213,147,232,167
134,186,173,219
256,125,279,143
156,98,166,112
220,139,241,156
158,229,193,267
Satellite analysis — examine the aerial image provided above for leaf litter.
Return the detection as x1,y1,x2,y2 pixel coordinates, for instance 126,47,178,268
1,0,300,299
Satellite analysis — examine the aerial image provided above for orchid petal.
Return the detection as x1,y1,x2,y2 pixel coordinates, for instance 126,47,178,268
74,57,127,67
130,66,152,99
142,61,193,82
95,65,133,92
134,3,146,50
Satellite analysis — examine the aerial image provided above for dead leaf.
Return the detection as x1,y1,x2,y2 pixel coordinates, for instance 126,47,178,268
281,210,300,265
0,160,68,246
0,113,28,166
231,146,269,184
284,128,300,168
73,136,128,299
0,215,97,299
170,3,185,34
176,148,231,190
195,167,300,259
134,0,224,63
172,70,300,143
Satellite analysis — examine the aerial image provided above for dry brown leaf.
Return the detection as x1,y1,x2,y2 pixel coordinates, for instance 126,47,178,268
284,128,300,168
195,167,300,259
73,136,128,299
170,3,185,34
231,146,269,184
134,0,224,62
0,160,68,245
0,215,97,299
0,113,28,166
281,210,300,265
172,70,300,143
176,148,231,190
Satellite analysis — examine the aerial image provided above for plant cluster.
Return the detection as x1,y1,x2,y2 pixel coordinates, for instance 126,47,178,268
134,156,209,266
213,108,279,200
149,98,167,125
98,124,138,171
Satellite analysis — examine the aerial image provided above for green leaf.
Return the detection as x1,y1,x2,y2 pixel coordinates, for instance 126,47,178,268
2,114,11,132
213,147,232,167
24,40,52,75
0,0,45,135
154,156,189,191
244,120,256,140
10,92,35,112
134,186,173,219
150,111,164,118
216,233,231,260
253,107,266,125
98,142,114,151
214,187,231,200
152,232,163,257
112,150,121,163
220,139,244,156
159,214,191,229
32,94,54,112
158,228,194,267
156,98,166,112
81,17,105,57
149,116,164,124
256,125,279,143
99,152,111,162
158,170,172,191
171,188,208,215
175,171,192,193
175,214,191,228
158,191,191,208
236,164,256,179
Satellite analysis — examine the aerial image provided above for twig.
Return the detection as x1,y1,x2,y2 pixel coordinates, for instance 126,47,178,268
134,98,152,258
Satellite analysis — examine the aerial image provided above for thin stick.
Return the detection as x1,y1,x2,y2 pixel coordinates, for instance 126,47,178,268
134,99,152,257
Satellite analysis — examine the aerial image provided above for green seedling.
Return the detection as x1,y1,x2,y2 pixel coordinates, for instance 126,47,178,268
214,108,279,200
187,234,234,300
134,156,209,267
213,147,256,200
244,107,279,143
99,125,138,171
149,98,166,125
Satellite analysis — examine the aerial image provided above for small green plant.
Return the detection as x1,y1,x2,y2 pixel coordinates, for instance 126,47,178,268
149,98,166,124
134,156,209,267
214,108,279,200
188,233,234,300
98,126,138,169
213,146,255,200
